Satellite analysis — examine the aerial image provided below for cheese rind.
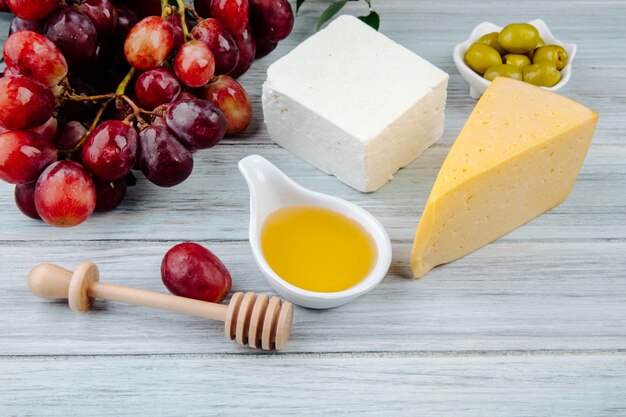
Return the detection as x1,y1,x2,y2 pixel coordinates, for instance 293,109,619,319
262,15,448,192
411,77,598,278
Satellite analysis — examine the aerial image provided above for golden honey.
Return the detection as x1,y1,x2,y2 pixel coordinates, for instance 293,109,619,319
260,206,377,292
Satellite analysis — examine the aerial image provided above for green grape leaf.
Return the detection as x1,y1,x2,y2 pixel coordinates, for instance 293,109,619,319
357,10,380,30
296,0,306,15
316,0,349,31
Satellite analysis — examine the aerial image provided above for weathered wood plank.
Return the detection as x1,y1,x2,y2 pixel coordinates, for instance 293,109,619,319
2,353,625,416
1,240,624,355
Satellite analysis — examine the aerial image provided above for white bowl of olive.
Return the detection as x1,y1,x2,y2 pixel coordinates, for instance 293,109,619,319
454,19,576,99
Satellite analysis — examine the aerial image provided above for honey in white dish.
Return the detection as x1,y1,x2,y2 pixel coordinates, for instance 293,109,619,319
261,206,376,293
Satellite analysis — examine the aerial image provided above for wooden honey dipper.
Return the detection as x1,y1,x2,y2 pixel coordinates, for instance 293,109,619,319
28,262,294,351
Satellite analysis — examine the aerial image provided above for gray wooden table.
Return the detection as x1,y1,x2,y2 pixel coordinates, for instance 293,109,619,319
1,1,625,415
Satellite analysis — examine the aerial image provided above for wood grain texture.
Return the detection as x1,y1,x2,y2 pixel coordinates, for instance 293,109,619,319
2,354,625,416
0,0,625,415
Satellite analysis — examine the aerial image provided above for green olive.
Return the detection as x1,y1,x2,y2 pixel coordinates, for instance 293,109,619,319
532,44,569,70
528,38,546,59
464,42,502,75
498,23,541,53
483,64,523,81
523,61,561,87
504,53,531,70
477,32,507,55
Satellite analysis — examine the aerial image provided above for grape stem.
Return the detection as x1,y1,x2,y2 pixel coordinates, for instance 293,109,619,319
63,93,117,102
160,0,172,17
66,68,137,157
185,5,201,22
175,0,192,42
120,95,153,130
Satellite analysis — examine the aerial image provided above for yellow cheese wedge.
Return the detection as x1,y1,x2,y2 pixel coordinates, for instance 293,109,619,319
411,77,598,278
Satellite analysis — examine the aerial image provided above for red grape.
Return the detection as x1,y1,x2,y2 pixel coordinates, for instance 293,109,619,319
254,36,277,58
0,131,57,184
165,99,227,150
202,75,252,134
44,6,99,66
161,242,232,303
192,18,239,75
139,125,194,187
75,0,118,37
209,0,249,36
14,181,41,220
166,14,185,50
135,68,181,110
0,75,55,131
29,116,58,141
124,16,174,70
7,0,59,20
114,4,139,44
35,160,96,227
81,120,138,181
54,121,87,152
250,0,293,42
230,25,256,78
4,30,68,87
174,40,215,88
94,176,127,212
9,16,43,35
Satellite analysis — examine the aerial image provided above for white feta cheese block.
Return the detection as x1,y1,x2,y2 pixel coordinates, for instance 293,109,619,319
262,15,449,192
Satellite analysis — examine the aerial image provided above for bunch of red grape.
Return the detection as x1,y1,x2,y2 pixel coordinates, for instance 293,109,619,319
0,0,294,227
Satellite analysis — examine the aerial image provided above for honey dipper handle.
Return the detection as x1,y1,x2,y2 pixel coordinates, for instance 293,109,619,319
28,263,228,321
89,282,228,321
28,263,74,300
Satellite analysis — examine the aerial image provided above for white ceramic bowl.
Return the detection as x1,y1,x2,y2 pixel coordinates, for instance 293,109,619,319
453,19,577,99
239,155,392,309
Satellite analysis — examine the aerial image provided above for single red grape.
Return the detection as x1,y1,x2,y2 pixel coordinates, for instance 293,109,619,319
54,121,87,152
44,5,99,66
0,75,55,131
35,160,96,227
94,176,127,212
114,4,139,44
81,120,138,181
202,75,252,134
14,181,41,220
209,0,249,36
124,16,174,70
139,125,194,187
29,116,58,141
135,68,181,110
4,30,68,87
7,0,59,20
165,99,227,150
161,242,232,303
166,14,185,50
174,40,215,88
0,131,57,184
230,25,256,78
250,0,293,42
75,0,118,37
192,18,239,75
9,16,43,35
254,36,277,59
